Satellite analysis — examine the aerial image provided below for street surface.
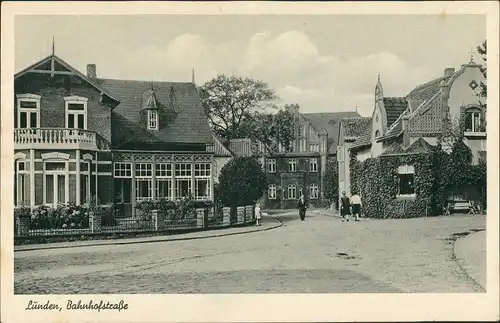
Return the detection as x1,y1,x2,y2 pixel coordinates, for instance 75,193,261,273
15,211,486,293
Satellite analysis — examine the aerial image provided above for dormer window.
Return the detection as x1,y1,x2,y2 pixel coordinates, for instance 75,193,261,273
148,110,158,131
16,94,41,129
64,96,88,130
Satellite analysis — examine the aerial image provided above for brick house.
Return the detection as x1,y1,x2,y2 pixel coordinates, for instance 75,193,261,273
14,52,216,217
261,105,360,209
342,59,486,215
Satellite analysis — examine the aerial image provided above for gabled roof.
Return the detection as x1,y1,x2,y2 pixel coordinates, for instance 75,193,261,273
141,89,159,111
14,54,120,103
383,97,408,128
407,75,451,101
210,135,233,157
350,124,373,149
380,137,434,157
101,78,213,146
303,111,361,152
341,117,372,140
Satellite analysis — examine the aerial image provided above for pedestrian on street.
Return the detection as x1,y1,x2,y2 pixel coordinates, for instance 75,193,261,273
298,194,307,221
255,202,262,226
340,191,351,222
350,192,362,222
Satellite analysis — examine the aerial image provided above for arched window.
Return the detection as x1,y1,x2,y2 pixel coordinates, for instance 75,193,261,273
464,106,483,133
375,130,380,138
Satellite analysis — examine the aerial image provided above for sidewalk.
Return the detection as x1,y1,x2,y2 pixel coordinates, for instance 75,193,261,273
15,216,283,252
453,230,486,290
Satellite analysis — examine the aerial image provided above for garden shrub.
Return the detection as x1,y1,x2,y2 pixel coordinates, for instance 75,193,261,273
29,203,90,230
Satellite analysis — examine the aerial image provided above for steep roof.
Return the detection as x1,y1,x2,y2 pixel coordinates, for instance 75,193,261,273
341,117,372,140
350,124,373,149
383,97,408,128
303,111,361,152
99,78,213,147
407,75,451,101
380,137,434,157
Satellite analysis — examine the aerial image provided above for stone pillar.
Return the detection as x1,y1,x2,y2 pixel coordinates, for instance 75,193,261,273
152,209,166,231
245,205,254,222
16,213,31,236
236,206,245,223
196,208,204,228
222,207,231,226
90,209,102,233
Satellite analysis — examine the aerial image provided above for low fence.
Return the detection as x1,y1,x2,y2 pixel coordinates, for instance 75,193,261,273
14,203,256,239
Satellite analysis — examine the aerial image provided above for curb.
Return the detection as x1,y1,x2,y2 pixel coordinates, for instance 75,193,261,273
15,217,284,252
450,229,486,292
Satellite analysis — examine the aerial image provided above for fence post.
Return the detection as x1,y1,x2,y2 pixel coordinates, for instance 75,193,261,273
222,207,231,226
196,209,204,228
90,209,102,233
236,206,245,224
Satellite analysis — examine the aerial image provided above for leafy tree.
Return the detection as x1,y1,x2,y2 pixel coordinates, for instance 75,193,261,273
472,40,487,104
218,157,267,207
199,74,296,153
323,159,338,207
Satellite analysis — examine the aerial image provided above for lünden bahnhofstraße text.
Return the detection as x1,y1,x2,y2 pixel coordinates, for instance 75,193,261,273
25,300,129,312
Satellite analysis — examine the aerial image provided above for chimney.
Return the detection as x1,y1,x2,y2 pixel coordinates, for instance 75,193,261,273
87,64,97,80
402,111,410,148
444,68,455,77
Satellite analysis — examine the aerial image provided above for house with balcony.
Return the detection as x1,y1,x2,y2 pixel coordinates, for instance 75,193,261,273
342,59,486,217
14,52,215,218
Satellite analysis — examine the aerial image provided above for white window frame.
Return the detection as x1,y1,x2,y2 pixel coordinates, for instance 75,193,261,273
155,163,173,200
310,184,319,199
80,160,91,205
135,163,153,202
15,160,29,207
175,163,193,198
288,159,297,172
465,109,483,133
267,159,276,173
287,184,297,200
397,164,416,197
43,160,69,206
16,93,41,129
309,158,318,172
64,96,88,130
194,163,211,200
268,184,277,199
148,110,159,131
114,162,132,178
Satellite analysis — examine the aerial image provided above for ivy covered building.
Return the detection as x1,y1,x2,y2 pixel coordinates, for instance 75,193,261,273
339,59,486,218
14,51,217,218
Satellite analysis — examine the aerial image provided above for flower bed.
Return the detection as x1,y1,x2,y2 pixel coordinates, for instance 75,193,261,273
28,203,91,230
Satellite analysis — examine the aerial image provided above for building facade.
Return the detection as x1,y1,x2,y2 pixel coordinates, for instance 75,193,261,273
14,53,215,218
342,59,486,215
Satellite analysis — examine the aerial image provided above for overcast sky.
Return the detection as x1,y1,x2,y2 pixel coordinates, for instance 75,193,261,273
15,15,485,117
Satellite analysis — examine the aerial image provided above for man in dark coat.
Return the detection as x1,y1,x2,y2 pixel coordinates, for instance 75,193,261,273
298,194,307,221
340,191,351,222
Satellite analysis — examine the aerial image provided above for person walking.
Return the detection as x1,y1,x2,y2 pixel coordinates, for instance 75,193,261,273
340,191,351,222
298,194,307,221
350,192,362,222
255,202,262,226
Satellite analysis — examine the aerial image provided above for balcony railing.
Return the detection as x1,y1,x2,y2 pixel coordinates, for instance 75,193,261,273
14,128,110,150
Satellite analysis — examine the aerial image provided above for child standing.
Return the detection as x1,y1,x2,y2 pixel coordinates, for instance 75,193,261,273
255,202,262,226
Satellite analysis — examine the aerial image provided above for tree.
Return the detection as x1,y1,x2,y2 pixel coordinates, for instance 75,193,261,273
473,40,487,103
218,157,267,207
323,159,338,207
199,74,296,153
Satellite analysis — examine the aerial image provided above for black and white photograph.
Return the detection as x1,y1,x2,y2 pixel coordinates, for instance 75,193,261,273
1,2,499,323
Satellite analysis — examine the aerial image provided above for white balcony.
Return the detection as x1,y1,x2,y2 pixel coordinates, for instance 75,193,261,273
14,128,110,150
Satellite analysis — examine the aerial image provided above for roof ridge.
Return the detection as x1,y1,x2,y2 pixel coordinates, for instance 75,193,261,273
408,74,450,95
99,77,193,85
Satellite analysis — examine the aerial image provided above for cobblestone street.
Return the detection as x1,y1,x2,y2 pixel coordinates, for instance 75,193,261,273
14,211,486,294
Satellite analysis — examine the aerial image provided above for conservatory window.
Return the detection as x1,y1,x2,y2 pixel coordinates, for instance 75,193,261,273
175,163,192,198
135,163,153,201
156,163,172,200
194,163,211,200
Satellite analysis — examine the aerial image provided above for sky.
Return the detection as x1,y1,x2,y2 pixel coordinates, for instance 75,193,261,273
15,15,485,117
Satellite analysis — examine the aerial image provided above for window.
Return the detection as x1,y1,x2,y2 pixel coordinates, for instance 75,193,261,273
64,96,88,130
287,184,297,200
135,163,153,201
156,163,172,200
195,163,211,200
80,161,91,204
464,108,483,133
148,110,158,130
310,184,319,199
15,160,28,207
17,94,40,129
299,139,307,152
288,159,297,172
268,184,277,199
44,161,67,206
114,163,132,178
310,144,319,152
397,165,415,196
267,159,276,173
309,158,318,172
175,163,192,198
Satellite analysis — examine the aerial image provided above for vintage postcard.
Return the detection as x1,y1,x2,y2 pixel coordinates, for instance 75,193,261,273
1,1,499,322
